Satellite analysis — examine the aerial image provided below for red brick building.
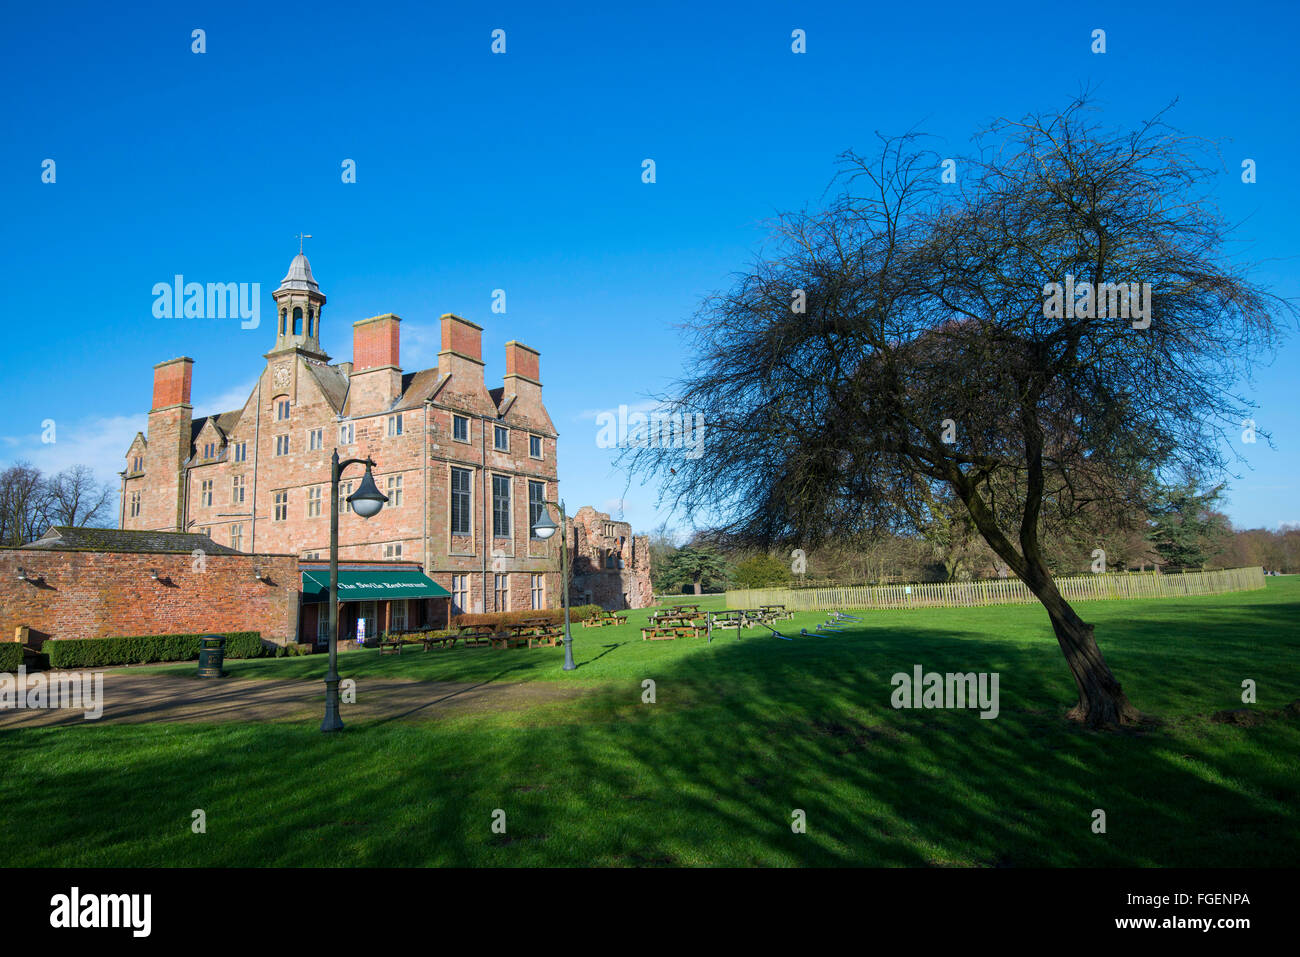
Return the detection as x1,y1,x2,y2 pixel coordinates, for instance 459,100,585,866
120,252,562,619
0,527,300,647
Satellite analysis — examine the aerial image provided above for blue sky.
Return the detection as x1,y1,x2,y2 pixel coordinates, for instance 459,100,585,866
1,0,1297,536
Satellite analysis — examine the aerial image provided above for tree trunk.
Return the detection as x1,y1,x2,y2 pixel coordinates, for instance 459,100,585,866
952,472,1150,728
1029,574,1148,728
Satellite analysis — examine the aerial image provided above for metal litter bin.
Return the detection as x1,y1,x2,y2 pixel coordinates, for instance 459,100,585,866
197,634,227,678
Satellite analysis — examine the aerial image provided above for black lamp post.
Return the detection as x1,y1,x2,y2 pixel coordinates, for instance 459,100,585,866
530,499,574,672
323,451,388,732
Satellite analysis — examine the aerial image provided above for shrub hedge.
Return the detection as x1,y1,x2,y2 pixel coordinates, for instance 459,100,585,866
0,643,24,672
450,604,604,629
46,632,265,669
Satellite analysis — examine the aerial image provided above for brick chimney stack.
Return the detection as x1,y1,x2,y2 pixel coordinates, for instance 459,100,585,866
502,340,543,409
152,356,193,411
349,314,402,416
145,357,194,530
353,313,400,371
438,314,484,385
504,341,540,384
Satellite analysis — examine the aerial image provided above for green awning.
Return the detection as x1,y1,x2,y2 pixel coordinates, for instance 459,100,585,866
301,569,451,604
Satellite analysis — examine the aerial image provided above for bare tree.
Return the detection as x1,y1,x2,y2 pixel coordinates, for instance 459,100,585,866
628,98,1294,727
47,465,113,529
0,463,112,544
0,463,53,545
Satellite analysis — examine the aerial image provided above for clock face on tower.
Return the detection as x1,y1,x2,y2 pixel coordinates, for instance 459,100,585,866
273,365,290,390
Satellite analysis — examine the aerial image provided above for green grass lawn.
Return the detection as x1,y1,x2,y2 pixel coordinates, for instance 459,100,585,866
2,580,1298,866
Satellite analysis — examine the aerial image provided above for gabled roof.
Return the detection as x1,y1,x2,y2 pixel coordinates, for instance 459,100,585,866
190,410,243,449
306,361,350,414
18,526,242,555
390,367,444,412
489,387,555,435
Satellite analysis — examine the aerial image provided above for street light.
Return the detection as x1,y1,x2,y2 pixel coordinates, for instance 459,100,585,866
530,499,575,672
323,451,388,732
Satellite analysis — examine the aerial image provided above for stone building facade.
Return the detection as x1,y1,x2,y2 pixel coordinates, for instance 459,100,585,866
119,252,562,616
567,506,652,610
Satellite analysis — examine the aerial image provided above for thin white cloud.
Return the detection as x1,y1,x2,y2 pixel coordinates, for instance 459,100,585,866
0,413,146,490
194,379,256,418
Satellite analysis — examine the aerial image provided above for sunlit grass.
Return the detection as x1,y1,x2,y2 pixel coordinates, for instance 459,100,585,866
2,580,1296,866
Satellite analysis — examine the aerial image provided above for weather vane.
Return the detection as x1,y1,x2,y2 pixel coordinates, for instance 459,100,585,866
295,232,312,254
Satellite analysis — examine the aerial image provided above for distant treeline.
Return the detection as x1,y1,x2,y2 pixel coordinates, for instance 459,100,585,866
648,482,1297,592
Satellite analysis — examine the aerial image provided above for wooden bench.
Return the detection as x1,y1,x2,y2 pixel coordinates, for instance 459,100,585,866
378,636,404,654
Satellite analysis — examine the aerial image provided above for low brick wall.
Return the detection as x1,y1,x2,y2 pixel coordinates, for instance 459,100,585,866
0,549,300,645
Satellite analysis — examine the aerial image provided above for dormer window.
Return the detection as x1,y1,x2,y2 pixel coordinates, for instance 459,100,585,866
203,442,216,459
131,455,143,473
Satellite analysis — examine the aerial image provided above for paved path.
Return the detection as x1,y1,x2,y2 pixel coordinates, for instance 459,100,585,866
0,671,580,728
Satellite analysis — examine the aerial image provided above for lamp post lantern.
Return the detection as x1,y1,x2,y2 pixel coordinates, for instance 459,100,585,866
530,499,574,672
323,451,388,732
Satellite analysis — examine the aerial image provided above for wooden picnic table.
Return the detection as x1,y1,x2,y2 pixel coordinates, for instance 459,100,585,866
643,614,702,640
416,632,458,651
582,610,628,628
654,615,697,627
488,620,563,649
667,604,701,615
457,623,498,648
493,623,531,650
383,629,460,651
705,609,771,641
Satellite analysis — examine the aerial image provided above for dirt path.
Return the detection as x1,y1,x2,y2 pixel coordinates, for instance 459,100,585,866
0,670,581,728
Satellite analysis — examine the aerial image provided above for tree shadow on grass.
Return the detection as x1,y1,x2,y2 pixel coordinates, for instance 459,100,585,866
2,596,1297,867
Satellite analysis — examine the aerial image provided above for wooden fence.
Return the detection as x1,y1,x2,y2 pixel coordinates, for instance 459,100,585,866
725,566,1266,612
